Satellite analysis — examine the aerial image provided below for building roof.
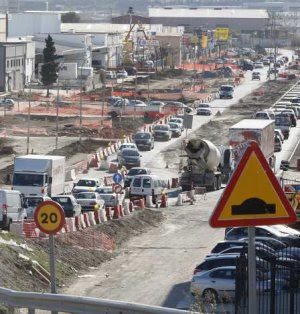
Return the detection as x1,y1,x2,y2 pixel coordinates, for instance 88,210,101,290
149,7,269,19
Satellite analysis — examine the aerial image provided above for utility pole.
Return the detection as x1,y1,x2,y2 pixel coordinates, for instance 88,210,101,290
26,85,32,154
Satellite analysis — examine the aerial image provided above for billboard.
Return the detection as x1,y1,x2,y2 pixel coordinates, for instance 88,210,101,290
215,27,229,41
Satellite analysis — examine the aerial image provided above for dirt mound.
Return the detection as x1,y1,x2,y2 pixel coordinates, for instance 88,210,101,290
0,209,164,293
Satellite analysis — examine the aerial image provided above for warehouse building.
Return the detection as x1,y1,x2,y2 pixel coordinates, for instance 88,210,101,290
149,7,269,32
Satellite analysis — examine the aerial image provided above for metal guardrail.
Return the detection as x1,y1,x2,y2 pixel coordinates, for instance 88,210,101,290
0,287,191,314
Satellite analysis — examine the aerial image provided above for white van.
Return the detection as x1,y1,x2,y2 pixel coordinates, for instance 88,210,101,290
129,175,167,203
0,190,27,230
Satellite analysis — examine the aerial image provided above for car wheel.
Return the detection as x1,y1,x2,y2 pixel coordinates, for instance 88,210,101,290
202,289,218,304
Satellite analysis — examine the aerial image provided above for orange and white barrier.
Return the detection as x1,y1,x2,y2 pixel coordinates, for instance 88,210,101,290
88,212,96,226
80,214,87,229
100,208,107,222
83,213,90,227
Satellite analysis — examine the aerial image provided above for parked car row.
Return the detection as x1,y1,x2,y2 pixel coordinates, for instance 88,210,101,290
190,225,300,303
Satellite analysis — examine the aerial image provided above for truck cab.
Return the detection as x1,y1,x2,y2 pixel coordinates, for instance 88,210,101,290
219,85,234,99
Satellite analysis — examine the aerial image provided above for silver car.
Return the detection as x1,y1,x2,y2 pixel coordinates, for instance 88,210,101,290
191,266,236,302
52,195,81,217
96,186,120,207
74,192,105,212
25,196,51,218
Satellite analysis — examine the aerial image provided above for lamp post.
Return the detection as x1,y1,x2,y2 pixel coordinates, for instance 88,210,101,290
79,57,88,143
26,83,31,154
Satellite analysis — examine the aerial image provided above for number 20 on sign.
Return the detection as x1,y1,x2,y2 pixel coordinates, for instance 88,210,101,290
34,200,65,235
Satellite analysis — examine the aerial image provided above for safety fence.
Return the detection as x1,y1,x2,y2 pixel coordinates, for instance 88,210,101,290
235,244,300,314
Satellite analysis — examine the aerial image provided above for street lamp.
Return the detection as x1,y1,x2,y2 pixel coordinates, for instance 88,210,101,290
79,57,88,143
55,63,65,150
26,82,32,154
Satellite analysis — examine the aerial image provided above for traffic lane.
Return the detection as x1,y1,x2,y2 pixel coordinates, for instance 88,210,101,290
64,190,225,307
275,124,300,172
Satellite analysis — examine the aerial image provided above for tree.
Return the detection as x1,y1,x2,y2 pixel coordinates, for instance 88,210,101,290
40,35,58,97
61,12,80,23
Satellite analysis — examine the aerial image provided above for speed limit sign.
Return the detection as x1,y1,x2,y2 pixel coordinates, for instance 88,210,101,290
34,200,65,235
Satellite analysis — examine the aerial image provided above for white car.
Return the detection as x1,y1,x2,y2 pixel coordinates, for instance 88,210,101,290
254,62,264,69
253,111,272,120
117,69,128,78
96,186,124,207
197,108,212,116
52,195,82,217
191,266,236,301
197,103,210,109
25,196,51,218
72,178,102,194
275,129,285,142
74,192,105,212
169,117,184,131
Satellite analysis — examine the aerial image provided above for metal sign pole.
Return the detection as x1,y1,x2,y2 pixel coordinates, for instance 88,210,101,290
248,227,256,314
49,234,56,294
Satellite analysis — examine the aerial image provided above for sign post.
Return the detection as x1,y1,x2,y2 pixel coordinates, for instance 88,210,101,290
34,200,65,296
209,141,297,314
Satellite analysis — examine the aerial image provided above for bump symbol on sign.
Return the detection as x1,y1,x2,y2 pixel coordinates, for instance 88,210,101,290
231,198,276,215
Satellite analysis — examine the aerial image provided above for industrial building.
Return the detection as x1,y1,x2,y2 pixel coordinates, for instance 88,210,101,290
149,7,269,32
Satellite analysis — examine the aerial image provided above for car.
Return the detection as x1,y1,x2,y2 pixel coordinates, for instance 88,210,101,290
191,266,236,302
274,135,282,152
210,240,266,254
165,101,192,113
144,60,154,69
252,71,261,80
197,107,212,116
225,226,300,247
73,192,105,212
116,69,128,78
133,132,154,151
95,186,121,207
124,167,151,188
262,59,271,66
169,117,184,131
0,98,14,110
152,124,172,141
117,143,138,158
148,101,166,107
275,129,285,142
72,178,102,194
193,254,240,275
254,62,264,69
168,122,182,137
239,237,287,251
264,110,275,120
105,71,116,79
281,110,297,127
24,196,51,218
219,85,234,99
253,111,272,120
118,148,141,168
106,96,122,105
196,103,210,109
52,195,81,217
129,100,147,107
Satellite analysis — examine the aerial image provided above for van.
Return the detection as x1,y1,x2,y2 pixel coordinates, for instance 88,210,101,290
219,85,234,99
0,190,27,230
129,175,167,203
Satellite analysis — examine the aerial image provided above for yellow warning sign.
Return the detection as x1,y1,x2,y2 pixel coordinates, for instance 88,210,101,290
210,142,296,227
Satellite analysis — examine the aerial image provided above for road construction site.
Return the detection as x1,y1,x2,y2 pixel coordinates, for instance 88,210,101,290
2,49,300,314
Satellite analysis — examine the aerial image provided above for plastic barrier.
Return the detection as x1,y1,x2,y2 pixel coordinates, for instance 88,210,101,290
104,176,114,186
94,210,101,224
23,222,39,238
105,207,112,221
10,222,25,237
137,198,145,210
89,154,99,168
129,201,134,212
66,217,76,232
88,212,96,226
75,216,81,230
145,195,152,208
109,163,119,173
113,205,120,219
123,201,130,215
80,214,87,229
63,219,70,233
83,213,91,227
160,194,168,208
100,208,107,222
119,204,124,217
171,178,179,188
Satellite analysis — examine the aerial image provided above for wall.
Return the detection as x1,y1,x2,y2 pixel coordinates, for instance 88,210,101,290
0,15,6,42
0,46,5,92
8,13,61,37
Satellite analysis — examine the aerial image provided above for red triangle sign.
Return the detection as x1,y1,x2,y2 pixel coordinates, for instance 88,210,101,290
209,141,297,228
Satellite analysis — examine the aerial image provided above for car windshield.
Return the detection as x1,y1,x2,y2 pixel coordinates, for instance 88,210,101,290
220,86,233,91
169,123,179,128
13,173,44,187
256,113,268,118
97,188,113,194
52,197,71,204
154,125,168,131
128,168,147,176
77,180,96,187
275,116,290,126
120,144,135,150
122,150,139,156
75,193,96,199
135,133,150,139
25,197,43,207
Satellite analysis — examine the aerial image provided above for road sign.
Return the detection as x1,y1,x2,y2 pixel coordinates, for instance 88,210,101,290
34,200,65,235
113,172,123,184
113,184,123,194
210,141,297,228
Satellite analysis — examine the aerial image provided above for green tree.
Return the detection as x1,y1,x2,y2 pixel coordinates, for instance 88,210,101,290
61,12,80,23
40,35,58,97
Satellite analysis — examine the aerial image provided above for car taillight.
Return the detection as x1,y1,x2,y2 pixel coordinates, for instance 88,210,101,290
2,204,7,214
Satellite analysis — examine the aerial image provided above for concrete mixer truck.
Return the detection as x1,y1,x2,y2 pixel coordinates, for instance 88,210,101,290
180,139,234,191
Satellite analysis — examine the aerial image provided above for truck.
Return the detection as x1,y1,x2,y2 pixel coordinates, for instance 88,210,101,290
180,139,234,191
228,119,275,168
12,155,65,197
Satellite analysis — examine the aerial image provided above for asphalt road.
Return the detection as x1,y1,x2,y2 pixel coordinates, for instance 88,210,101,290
65,50,299,311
